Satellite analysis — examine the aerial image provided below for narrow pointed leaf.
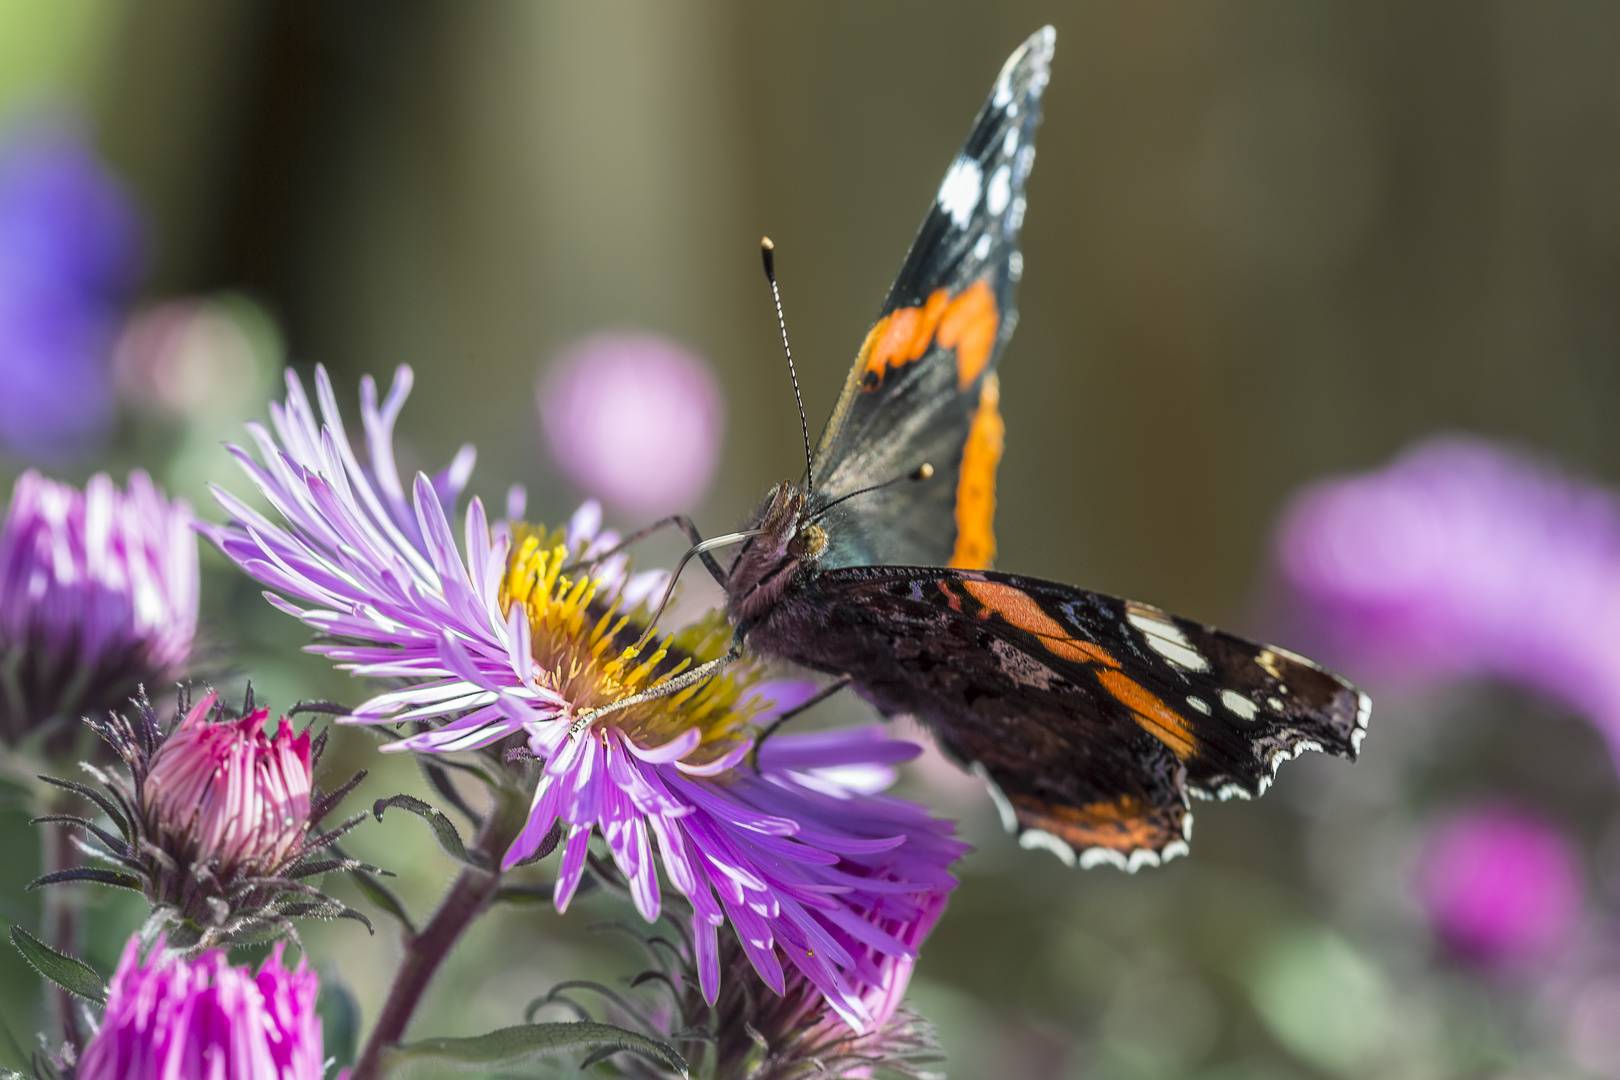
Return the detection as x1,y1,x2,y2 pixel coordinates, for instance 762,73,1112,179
349,867,416,936
384,1021,688,1077
372,794,474,865
491,883,556,906
9,928,106,1005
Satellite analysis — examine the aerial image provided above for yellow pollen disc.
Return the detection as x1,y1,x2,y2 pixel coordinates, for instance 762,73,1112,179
498,522,770,771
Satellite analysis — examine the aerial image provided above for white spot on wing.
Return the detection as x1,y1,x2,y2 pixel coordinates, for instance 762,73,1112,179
1186,695,1211,715
1127,605,1211,673
1267,696,1285,711
985,164,1012,216
973,233,992,260
1351,727,1367,754
1221,689,1259,721
1019,829,1076,866
1008,251,1024,281
1007,194,1027,232
1003,128,1019,156
938,157,982,229
973,763,1019,834
1356,692,1372,729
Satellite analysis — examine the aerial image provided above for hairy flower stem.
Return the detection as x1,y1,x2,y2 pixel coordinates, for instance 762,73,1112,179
42,788,83,1049
351,806,520,1080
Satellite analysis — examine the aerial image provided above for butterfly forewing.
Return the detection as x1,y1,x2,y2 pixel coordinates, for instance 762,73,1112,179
810,28,1054,574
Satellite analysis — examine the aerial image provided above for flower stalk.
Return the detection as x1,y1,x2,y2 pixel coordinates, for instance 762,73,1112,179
351,782,537,1080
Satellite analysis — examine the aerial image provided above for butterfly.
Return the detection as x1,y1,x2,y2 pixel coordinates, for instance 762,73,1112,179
605,25,1369,871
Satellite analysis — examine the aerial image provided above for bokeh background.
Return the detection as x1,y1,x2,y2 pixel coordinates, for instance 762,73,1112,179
4,2,1620,1077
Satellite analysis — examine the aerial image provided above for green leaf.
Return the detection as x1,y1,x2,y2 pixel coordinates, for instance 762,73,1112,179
384,1020,689,1077
490,883,555,906
372,794,474,865
8,927,106,1005
316,969,360,1070
349,867,416,936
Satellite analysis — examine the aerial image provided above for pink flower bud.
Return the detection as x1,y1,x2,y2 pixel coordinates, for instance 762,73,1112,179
145,692,313,871
77,935,324,1080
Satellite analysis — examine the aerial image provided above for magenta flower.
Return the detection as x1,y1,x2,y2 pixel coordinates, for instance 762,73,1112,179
513,721,964,1031
538,332,724,516
0,125,141,462
207,366,964,1027
77,936,324,1080
1415,805,1581,965
1274,437,1620,761
145,690,314,872
0,470,196,746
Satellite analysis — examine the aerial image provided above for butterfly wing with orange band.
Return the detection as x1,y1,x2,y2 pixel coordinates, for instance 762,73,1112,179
808,29,1051,575
748,563,1369,870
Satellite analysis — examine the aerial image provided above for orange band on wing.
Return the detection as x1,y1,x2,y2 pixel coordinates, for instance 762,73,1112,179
949,375,1003,569
1096,668,1198,761
1012,792,1182,853
937,280,999,389
858,288,949,389
856,280,1000,392
962,577,1118,667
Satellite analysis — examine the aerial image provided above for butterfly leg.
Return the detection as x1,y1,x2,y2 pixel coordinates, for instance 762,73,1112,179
748,674,854,770
567,639,745,740
561,514,728,588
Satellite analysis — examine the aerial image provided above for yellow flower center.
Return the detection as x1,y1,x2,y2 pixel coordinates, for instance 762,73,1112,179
498,524,764,767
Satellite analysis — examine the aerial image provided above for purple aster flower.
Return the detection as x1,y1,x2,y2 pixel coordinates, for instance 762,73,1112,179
0,125,142,462
538,332,724,516
77,935,324,1080
1273,437,1620,761
0,470,197,747
207,366,964,1027
1415,805,1581,965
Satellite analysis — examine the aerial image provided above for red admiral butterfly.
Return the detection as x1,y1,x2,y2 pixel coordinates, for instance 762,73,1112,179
587,26,1369,871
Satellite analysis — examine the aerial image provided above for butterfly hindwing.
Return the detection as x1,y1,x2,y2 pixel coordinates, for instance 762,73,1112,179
809,28,1053,574
748,564,1367,870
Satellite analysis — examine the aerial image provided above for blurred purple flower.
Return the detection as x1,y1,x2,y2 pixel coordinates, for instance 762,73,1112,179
77,935,324,1080
207,366,964,1028
538,332,723,516
0,470,196,745
1415,805,1581,965
0,126,142,461
1274,437,1620,759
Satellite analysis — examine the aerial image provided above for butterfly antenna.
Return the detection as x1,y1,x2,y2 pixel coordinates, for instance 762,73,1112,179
761,236,814,495
808,463,934,523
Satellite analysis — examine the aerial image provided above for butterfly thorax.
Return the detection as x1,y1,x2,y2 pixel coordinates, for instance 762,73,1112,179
726,482,827,630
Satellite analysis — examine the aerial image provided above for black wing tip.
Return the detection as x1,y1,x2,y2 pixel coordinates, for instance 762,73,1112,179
991,28,1055,111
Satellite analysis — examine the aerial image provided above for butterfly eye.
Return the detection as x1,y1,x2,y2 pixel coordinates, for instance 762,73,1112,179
789,524,828,559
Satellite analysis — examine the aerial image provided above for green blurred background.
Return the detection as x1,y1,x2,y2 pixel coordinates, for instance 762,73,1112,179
5,2,1620,1077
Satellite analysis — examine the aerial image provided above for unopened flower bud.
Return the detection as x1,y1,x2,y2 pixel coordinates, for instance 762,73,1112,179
145,691,313,872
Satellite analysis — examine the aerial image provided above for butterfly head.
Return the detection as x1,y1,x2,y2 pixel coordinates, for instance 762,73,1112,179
727,481,826,628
